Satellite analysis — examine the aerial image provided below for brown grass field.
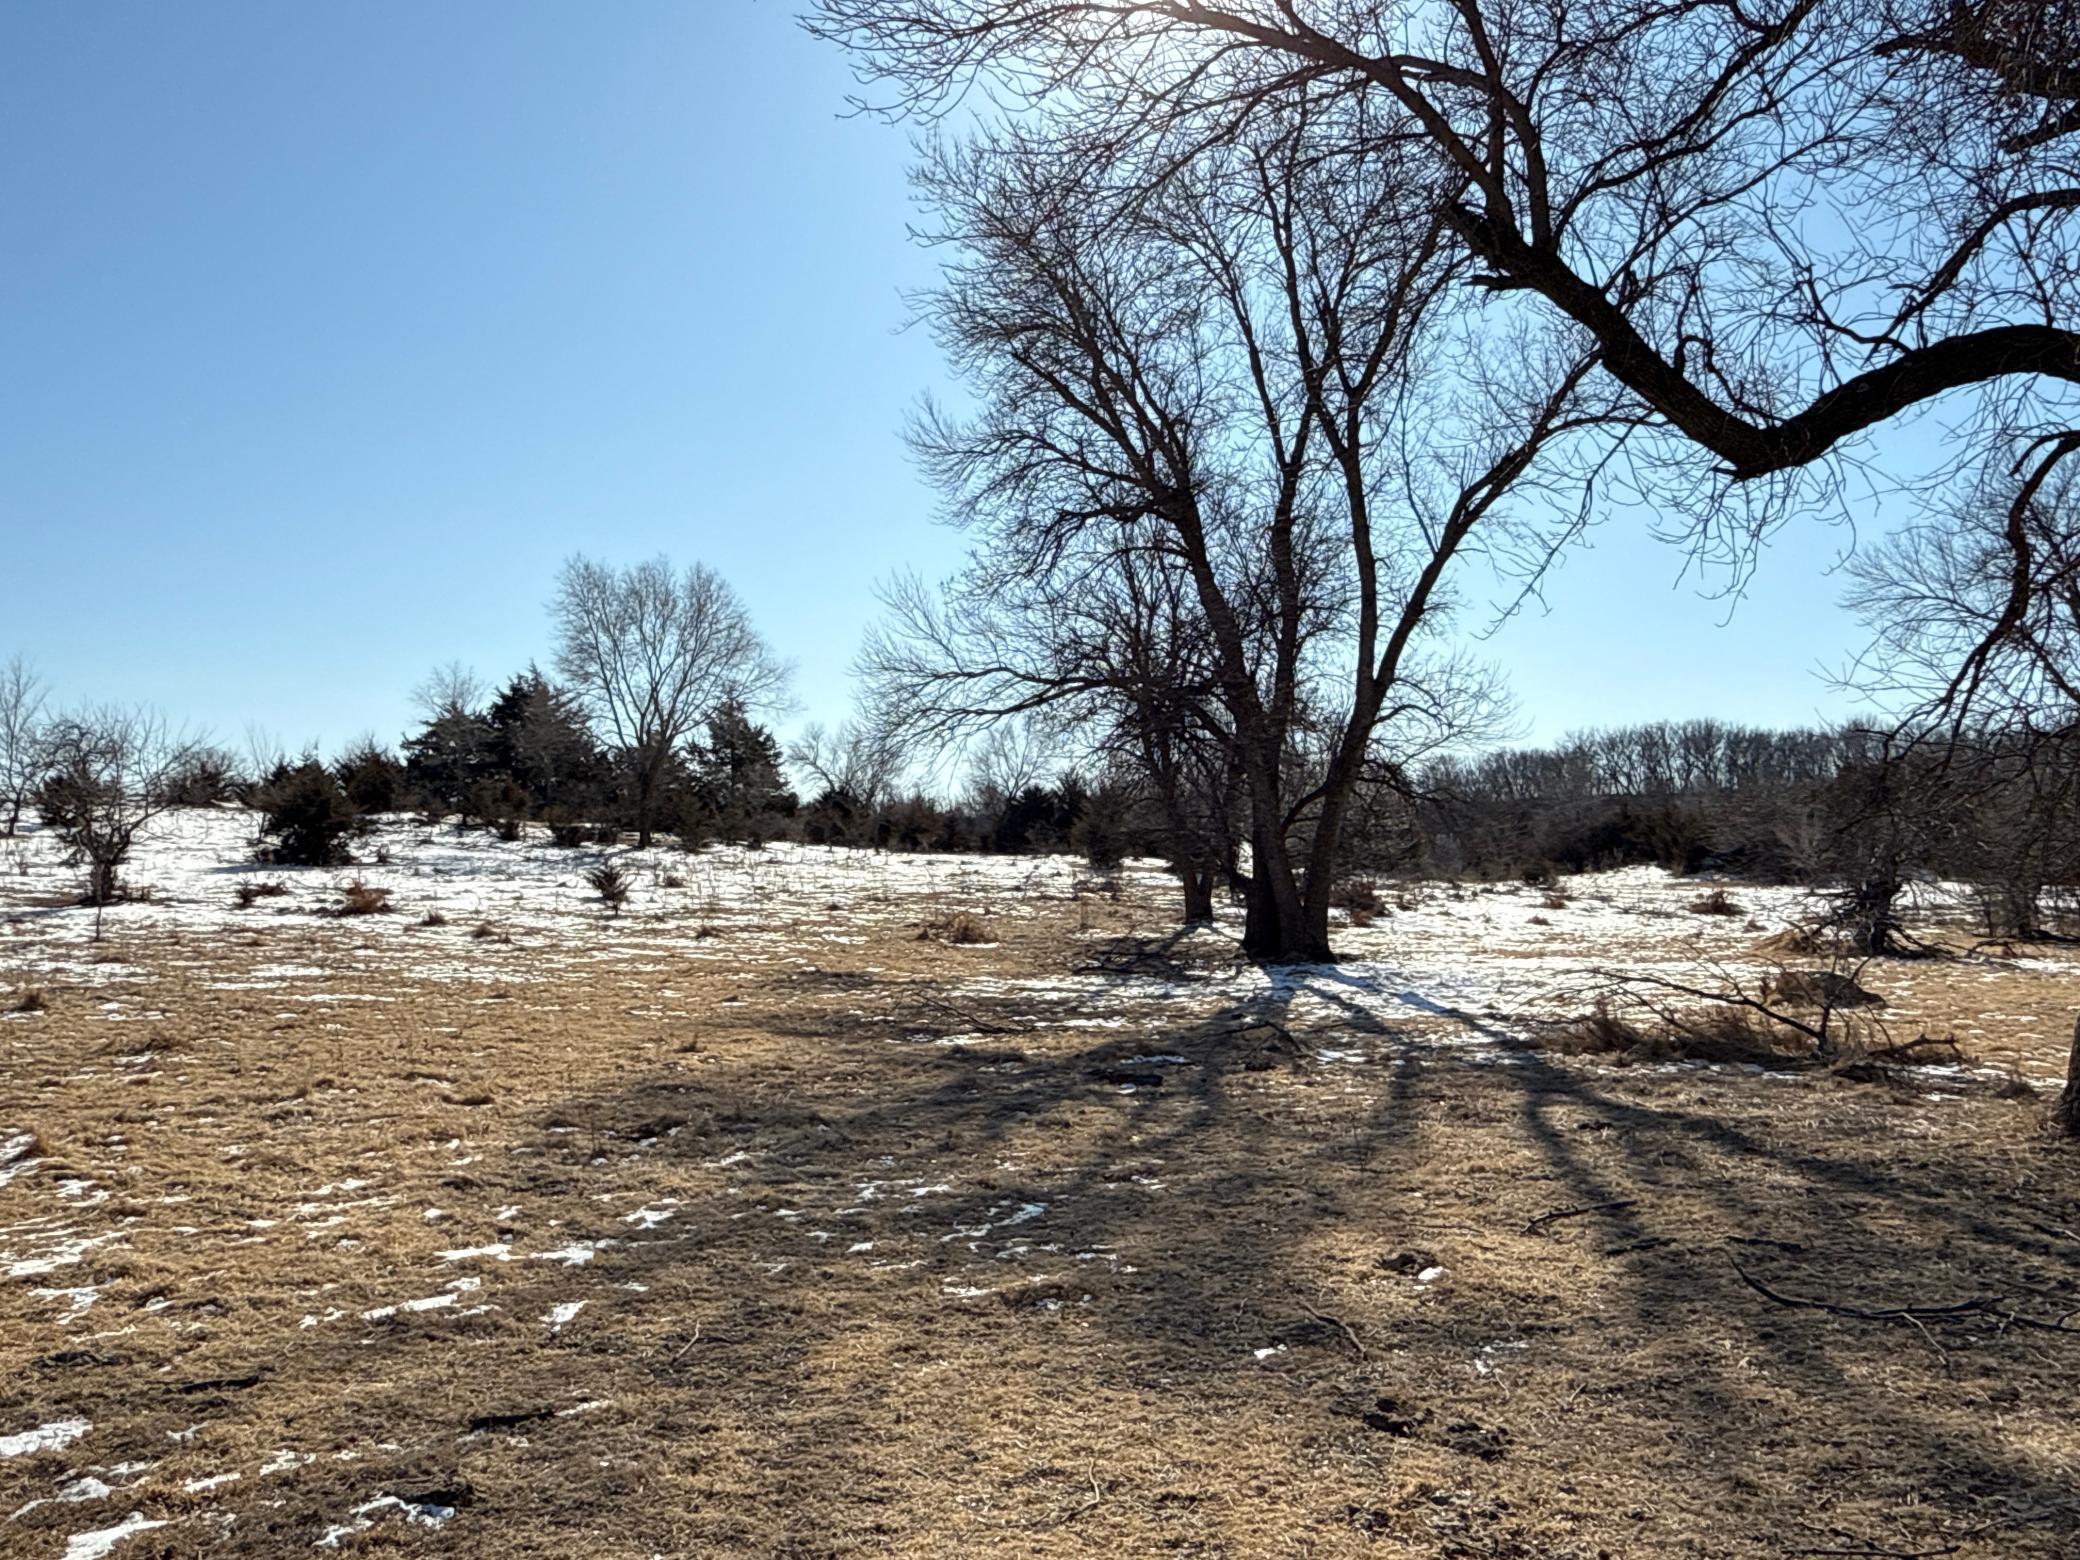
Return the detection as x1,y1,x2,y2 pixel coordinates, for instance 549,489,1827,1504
4,833,2080,1557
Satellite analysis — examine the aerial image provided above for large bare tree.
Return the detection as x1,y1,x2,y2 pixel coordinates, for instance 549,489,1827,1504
551,556,788,848
811,1,2080,588
875,115,1605,959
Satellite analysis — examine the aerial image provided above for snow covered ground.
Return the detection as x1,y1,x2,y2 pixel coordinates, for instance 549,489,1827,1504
0,807,1167,990
0,806,2048,1061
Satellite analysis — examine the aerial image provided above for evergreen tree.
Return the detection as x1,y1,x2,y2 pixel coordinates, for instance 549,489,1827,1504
484,666,604,814
689,700,796,843
258,759,359,866
402,702,494,820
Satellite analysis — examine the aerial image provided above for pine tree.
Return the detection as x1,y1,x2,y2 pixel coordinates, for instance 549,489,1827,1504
484,666,604,815
690,700,796,843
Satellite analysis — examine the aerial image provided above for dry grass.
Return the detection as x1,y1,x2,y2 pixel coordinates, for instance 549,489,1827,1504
918,909,995,945
1753,924,1833,956
1767,967,1886,1009
1542,996,1854,1069
3,882,2079,1557
337,880,392,916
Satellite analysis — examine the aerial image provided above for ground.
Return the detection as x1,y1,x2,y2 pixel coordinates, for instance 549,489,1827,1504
2,812,2079,1558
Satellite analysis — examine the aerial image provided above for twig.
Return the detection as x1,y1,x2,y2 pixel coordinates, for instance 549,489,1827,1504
1522,1198,1638,1234
1729,1257,2078,1336
1301,1301,1367,1360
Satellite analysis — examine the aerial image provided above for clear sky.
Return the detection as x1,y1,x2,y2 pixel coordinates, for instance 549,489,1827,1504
2,1,1892,764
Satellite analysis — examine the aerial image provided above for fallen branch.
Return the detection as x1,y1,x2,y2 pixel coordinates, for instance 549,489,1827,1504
1300,1301,1367,1360
1522,1198,1638,1234
1729,1258,2079,1336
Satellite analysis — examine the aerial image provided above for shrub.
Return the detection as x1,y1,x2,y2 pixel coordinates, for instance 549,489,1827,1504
335,743,406,814
584,860,630,913
1331,877,1385,927
918,910,993,945
337,881,391,916
160,746,243,807
234,880,289,909
1764,969,1885,1009
257,761,358,867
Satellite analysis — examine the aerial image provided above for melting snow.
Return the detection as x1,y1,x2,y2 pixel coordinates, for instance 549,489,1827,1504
1,1418,92,1457
63,1514,167,1560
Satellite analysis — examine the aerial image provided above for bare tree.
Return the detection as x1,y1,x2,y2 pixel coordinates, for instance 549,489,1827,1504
413,661,488,723
877,116,1607,959
551,556,788,848
1847,463,2080,731
0,655,48,836
36,706,202,935
788,718,905,817
812,0,2080,623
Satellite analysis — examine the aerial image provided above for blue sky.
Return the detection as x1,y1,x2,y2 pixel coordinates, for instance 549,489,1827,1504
3,1,1887,763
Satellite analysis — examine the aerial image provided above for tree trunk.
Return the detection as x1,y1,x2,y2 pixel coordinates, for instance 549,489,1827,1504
1180,865,1214,924
1240,822,1333,963
2056,1016,2080,1139
634,762,658,850
1846,873,1902,956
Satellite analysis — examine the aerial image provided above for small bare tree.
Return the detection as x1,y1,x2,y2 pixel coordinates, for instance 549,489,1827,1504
552,556,788,848
0,655,48,836
788,718,905,818
36,706,202,935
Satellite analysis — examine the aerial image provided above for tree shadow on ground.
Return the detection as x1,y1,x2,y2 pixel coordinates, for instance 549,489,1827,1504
509,937,2080,1556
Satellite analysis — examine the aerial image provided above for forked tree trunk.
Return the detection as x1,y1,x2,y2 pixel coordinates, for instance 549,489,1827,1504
1241,823,1334,964
2056,1016,2080,1139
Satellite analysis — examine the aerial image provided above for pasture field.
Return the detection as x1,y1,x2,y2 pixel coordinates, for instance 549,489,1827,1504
3,813,2079,1557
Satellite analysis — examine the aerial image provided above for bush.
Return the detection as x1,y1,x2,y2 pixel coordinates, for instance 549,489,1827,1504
918,910,993,945
257,761,358,867
585,860,631,913
160,746,243,807
335,743,406,814
1331,877,1385,927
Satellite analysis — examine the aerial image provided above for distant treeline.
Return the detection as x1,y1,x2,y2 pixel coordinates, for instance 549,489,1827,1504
1372,720,2080,941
